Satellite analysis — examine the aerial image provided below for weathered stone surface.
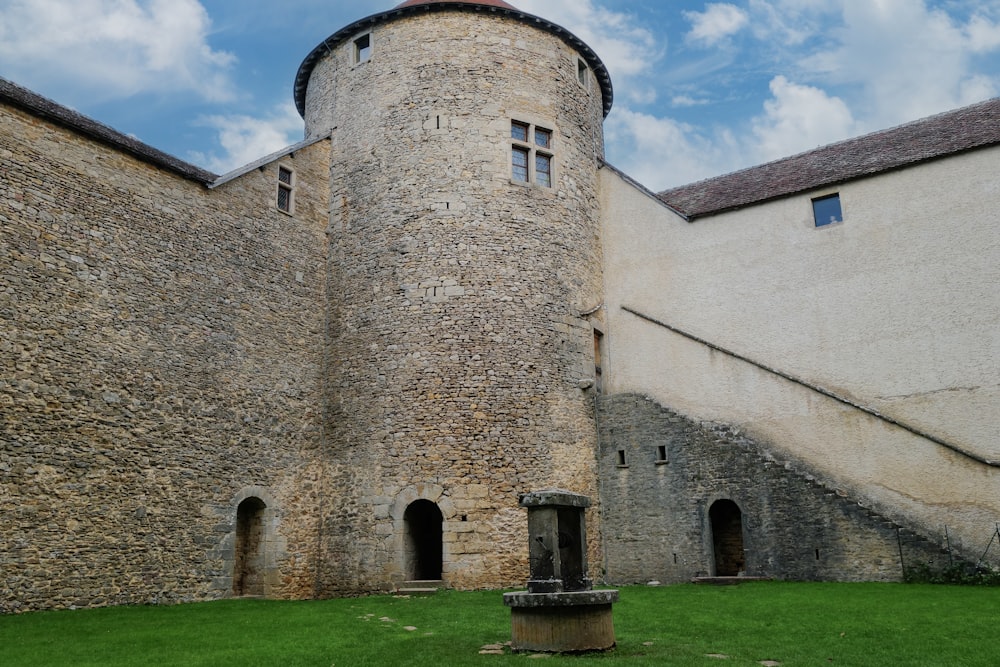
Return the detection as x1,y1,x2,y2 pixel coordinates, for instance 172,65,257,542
306,9,607,594
597,394,957,584
0,97,332,613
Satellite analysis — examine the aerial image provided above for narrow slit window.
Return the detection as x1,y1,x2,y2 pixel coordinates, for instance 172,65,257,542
354,34,372,63
277,166,294,214
616,450,627,467
656,445,668,463
577,59,590,88
593,330,604,393
813,193,842,227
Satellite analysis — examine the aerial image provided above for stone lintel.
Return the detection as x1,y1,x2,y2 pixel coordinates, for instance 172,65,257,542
518,489,590,508
503,589,618,608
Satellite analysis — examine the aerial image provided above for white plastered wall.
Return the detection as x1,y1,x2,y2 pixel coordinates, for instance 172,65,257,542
598,148,1000,558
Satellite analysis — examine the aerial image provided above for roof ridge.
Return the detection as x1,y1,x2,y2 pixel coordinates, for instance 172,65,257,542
659,96,1000,219
0,76,218,185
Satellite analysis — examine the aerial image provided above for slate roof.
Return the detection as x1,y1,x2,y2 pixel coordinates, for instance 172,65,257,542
0,76,218,185
659,97,1000,220
396,0,516,8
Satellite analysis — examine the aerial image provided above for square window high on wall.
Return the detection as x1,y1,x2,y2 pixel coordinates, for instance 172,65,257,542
354,33,372,64
812,193,843,227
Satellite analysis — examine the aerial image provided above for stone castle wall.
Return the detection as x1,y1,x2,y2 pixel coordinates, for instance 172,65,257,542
598,394,956,584
0,102,332,612
303,9,608,592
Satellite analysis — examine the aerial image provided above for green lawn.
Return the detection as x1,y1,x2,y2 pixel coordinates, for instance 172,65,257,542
2,583,998,666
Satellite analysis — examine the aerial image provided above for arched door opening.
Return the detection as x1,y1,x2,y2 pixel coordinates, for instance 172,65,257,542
710,499,745,577
404,500,444,581
233,497,266,596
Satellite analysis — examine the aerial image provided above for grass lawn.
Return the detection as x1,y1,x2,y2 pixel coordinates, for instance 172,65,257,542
2,583,998,666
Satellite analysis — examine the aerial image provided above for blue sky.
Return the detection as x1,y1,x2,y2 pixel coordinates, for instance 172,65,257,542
2,0,999,190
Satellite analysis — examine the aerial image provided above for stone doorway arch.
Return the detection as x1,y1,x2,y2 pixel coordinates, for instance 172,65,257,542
404,500,444,580
710,499,745,577
233,496,267,596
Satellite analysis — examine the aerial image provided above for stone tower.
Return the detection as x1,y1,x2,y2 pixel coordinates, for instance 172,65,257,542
294,0,613,592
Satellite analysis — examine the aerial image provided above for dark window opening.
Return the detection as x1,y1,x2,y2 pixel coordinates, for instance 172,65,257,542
617,449,627,467
813,193,843,227
233,497,266,597
354,34,372,63
710,500,745,577
656,445,668,463
404,500,443,581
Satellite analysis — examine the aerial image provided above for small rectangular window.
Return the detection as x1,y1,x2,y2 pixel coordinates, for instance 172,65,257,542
354,34,372,63
656,445,668,463
535,153,552,188
512,147,529,182
534,128,552,150
511,121,529,142
617,450,627,467
813,193,842,227
277,166,294,214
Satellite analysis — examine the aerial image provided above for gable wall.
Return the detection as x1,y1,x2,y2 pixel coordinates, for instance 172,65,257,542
598,150,1000,564
0,102,331,612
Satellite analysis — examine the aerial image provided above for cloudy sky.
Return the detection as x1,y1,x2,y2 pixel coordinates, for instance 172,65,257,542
1,0,999,190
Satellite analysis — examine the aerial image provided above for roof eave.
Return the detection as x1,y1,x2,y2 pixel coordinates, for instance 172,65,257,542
293,2,614,118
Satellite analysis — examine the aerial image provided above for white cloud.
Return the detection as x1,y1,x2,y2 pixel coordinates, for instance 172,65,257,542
0,0,236,102
750,76,856,162
968,14,1000,52
513,0,664,103
190,103,304,174
797,0,1000,127
604,107,743,190
684,3,750,46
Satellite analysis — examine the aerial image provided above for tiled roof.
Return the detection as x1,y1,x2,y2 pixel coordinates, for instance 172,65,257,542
659,97,1000,220
396,0,516,8
0,76,218,185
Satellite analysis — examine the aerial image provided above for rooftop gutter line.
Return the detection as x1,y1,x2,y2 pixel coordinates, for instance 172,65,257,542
622,306,999,468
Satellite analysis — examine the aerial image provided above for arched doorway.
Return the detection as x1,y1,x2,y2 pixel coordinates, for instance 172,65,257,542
710,500,745,577
404,500,443,580
233,497,266,596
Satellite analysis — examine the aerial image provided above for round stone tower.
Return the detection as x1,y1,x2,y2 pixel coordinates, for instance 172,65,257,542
294,0,613,593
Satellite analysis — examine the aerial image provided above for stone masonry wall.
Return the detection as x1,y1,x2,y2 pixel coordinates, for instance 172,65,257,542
0,102,331,612
305,9,608,593
598,394,955,584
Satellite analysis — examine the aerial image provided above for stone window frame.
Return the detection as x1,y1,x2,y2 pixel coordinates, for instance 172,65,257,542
353,31,373,65
510,118,556,189
276,165,295,215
